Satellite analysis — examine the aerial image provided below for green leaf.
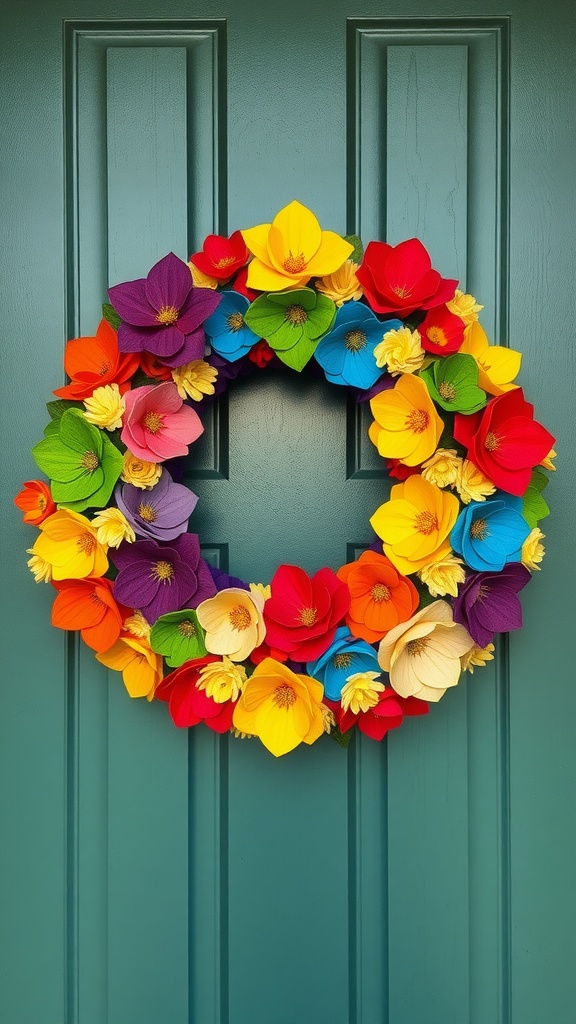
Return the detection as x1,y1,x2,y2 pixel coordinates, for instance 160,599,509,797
530,468,549,493
46,399,84,422
344,234,363,263
275,334,319,372
522,483,550,529
330,726,353,749
102,302,121,330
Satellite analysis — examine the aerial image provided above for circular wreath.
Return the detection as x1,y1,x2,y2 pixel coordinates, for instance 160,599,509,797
16,200,556,757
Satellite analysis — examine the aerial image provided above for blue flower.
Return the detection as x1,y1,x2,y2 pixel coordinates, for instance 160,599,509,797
203,291,260,362
450,493,531,572
314,302,402,389
307,626,381,701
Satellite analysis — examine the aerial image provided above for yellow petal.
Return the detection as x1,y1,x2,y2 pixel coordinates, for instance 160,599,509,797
241,222,272,264
304,231,354,276
246,258,307,292
271,200,322,262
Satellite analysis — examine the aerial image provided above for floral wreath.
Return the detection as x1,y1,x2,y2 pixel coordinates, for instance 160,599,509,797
16,201,556,757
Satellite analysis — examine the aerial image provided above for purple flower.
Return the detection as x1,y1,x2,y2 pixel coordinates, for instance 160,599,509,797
453,563,532,648
115,469,198,541
111,533,217,623
108,252,221,367
209,565,250,592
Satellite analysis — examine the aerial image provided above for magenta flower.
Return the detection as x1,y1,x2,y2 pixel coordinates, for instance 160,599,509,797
115,468,198,541
111,533,217,623
121,381,203,462
453,563,531,648
108,252,221,367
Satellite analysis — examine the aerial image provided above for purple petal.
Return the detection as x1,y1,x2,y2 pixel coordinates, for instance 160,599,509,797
209,566,250,591
192,557,218,605
113,562,159,608
117,322,150,354
357,373,395,403
177,288,222,334
145,578,191,621
108,279,158,327
173,532,201,570
144,253,192,313
144,323,188,359
158,327,206,368
156,485,199,526
475,586,523,634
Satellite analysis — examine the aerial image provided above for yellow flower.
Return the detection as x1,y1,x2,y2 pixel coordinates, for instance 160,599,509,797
446,289,483,324
521,527,546,571
540,448,557,471
188,261,219,289
96,634,163,700
91,507,135,547
320,703,335,734
197,657,247,703
373,326,425,376
418,554,466,598
370,474,459,576
196,587,266,662
340,671,386,714
83,383,125,430
421,448,462,488
461,643,495,674
369,374,444,466
232,657,325,757
249,582,271,601
32,509,108,580
121,451,162,489
123,610,151,640
378,600,474,702
454,459,496,504
315,260,363,305
241,200,353,292
171,359,218,401
459,321,521,396
26,549,52,583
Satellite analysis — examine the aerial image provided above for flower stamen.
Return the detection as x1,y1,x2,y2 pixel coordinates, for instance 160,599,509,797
138,502,157,523
371,583,391,602
156,304,179,325
229,605,252,631
143,411,163,434
470,518,488,540
285,304,308,326
282,252,307,275
484,431,500,452
406,409,429,433
151,560,174,583
438,381,457,402
272,684,297,708
81,450,99,473
344,330,367,352
415,510,438,535
298,606,317,627
406,637,428,656
333,653,353,669
227,311,245,331
178,619,196,638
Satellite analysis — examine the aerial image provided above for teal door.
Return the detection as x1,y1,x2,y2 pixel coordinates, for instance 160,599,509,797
2,3,574,1022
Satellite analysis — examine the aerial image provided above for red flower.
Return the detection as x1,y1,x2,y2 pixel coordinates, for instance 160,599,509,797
250,641,288,665
230,266,258,301
454,387,555,496
190,230,250,282
54,319,140,400
326,688,428,741
248,340,275,368
355,238,458,317
155,656,236,731
386,458,421,481
139,350,172,380
263,564,350,662
418,304,464,355
14,479,56,524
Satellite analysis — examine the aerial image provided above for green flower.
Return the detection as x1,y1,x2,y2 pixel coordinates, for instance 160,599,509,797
420,353,487,414
32,408,123,512
150,609,207,667
244,287,336,371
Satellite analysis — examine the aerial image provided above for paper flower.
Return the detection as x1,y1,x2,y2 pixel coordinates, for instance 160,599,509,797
314,303,399,389
378,600,475,702
263,564,350,662
370,475,460,575
107,252,221,367
196,586,266,662
111,533,216,622
241,200,353,292
336,550,419,643
14,480,56,525
418,305,465,355
32,509,108,580
120,451,162,489
461,643,495,673
307,627,382,701
27,551,53,583
368,374,444,466
232,657,325,757
326,688,428,741
453,563,531,648
340,671,386,713
114,468,198,541
171,360,218,401
189,230,250,281
373,326,425,376
521,527,545,570
450,494,531,572
121,381,204,462
421,449,462,488
203,291,260,362
459,321,521,396
51,576,127,652
91,507,136,547
355,238,458,317
196,657,247,702
315,260,363,305
248,339,275,367
154,655,237,730
420,353,487,414
149,608,207,667
244,287,336,371
32,408,124,512
188,263,219,289
82,383,125,431
447,289,483,324
53,318,139,400
418,554,466,597
453,459,496,504
96,632,163,700
139,351,173,380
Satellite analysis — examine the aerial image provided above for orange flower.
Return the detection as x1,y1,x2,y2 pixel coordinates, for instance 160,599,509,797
337,550,419,643
14,480,56,525
96,633,163,700
54,318,140,400
51,577,128,653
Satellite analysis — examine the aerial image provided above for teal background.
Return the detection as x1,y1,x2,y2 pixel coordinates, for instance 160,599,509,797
1,2,574,1023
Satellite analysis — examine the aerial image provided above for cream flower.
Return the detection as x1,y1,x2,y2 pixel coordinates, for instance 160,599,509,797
521,527,546,571
196,587,266,662
197,657,247,703
373,326,425,376
453,459,496,504
316,260,363,306
418,554,466,598
92,507,135,547
171,359,218,401
83,383,125,431
26,549,52,583
340,671,386,714
121,451,162,489
421,448,462,488
249,582,271,601
461,643,495,674
447,289,483,324
188,261,219,289
540,449,557,471
123,610,151,641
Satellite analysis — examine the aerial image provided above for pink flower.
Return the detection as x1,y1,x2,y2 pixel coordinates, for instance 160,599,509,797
121,381,203,462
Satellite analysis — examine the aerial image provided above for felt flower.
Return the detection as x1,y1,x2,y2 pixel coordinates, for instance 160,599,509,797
315,260,363,305
248,340,275,367
420,353,487,414
196,587,266,662
32,509,108,580
373,326,425,376
171,360,218,401
51,576,127,652
123,610,151,641
189,230,250,281
459,322,521,396
370,475,460,575
111,533,216,623
115,468,198,541
340,671,386,714
139,351,173,380
229,266,258,301
453,459,496,504
421,449,462,488
307,627,382,700
521,527,545,570
96,632,163,700
453,564,531,648
378,600,475,702
314,303,399,389
27,551,52,583
203,291,260,362
149,608,207,667
418,305,465,355
188,262,219,289
450,494,531,572
461,643,495,673
14,480,56,525
120,451,162,489
232,657,325,757
386,458,421,481
32,408,124,512
196,657,247,703
154,655,237,730
107,252,221,367
368,374,444,466
241,200,353,292
121,381,204,463
244,287,336,371
417,554,466,598
53,318,139,400
454,388,555,497
326,687,428,741
540,449,556,472
447,289,483,324
263,564,350,662
355,238,458,317
91,507,136,547
336,550,419,643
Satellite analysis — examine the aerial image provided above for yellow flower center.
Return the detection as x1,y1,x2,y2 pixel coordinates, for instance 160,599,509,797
485,430,500,452
438,381,457,402
333,653,353,669
470,518,488,540
227,311,245,332
426,326,448,347
38,495,47,512
81,450,99,472
156,304,179,325
344,330,367,352
144,411,163,434
272,684,297,708
371,582,391,602
229,604,252,631
392,285,411,299
99,362,111,374
406,637,428,656
285,304,308,326
415,510,438,535
298,606,317,627
283,252,307,274
178,619,196,638
77,533,96,554
151,560,174,583
138,502,157,523
215,256,236,269
406,409,429,433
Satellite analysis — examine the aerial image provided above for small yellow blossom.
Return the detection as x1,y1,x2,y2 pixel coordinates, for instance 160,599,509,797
340,671,386,715
188,261,219,289
316,260,363,306
121,451,162,489
197,657,247,703
249,582,271,601
83,383,125,431
522,527,546,571
123,611,151,641
321,703,336,734
540,449,557,472
26,549,52,583
418,555,466,598
172,359,218,402
92,507,135,548
454,459,496,504
461,643,495,674
447,289,483,324
421,448,462,488
373,326,425,376
231,728,254,739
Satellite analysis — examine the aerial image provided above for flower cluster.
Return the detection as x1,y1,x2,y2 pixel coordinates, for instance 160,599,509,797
15,201,556,756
